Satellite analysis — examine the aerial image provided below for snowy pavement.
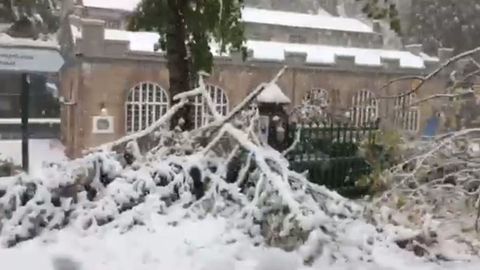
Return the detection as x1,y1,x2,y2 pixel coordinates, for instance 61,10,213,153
0,139,67,175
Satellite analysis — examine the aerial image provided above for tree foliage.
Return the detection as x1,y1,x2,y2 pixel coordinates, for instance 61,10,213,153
356,0,401,33
404,0,480,55
129,0,246,80
129,0,246,129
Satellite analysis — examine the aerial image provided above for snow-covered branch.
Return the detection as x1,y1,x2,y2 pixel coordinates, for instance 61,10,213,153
378,46,480,100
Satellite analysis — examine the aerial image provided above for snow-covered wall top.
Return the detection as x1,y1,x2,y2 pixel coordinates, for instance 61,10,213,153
69,16,446,73
242,7,373,33
0,33,59,49
81,0,140,12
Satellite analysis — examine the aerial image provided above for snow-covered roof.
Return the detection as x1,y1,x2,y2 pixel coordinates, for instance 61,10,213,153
71,25,160,52
104,29,160,51
246,40,427,69
257,83,291,104
71,23,431,69
79,1,373,34
82,0,140,12
242,7,373,33
0,33,59,48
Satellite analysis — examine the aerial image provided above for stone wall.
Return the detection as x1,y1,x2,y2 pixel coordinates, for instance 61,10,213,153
61,54,446,157
60,14,451,157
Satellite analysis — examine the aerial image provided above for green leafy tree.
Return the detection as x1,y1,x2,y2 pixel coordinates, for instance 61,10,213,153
356,0,401,33
129,0,246,129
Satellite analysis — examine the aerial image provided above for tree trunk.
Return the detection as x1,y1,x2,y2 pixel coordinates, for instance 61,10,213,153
166,0,193,130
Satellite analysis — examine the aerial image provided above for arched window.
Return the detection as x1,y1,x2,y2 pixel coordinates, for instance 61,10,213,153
125,82,169,133
193,84,229,129
394,93,419,132
350,90,378,126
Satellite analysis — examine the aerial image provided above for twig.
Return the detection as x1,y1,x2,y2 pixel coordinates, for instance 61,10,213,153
378,46,480,100
197,66,287,134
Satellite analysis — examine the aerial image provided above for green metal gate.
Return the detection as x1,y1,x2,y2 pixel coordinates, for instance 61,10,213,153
283,121,379,197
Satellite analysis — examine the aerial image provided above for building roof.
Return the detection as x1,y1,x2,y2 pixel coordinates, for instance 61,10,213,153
79,1,373,34
70,24,437,70
246,40,426,69
0,33,59,48
104,29,160,51
257,83,291,104
242,7,373,33
82,0,140,12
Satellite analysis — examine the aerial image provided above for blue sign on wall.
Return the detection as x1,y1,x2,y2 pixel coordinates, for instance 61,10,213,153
423,116,439,138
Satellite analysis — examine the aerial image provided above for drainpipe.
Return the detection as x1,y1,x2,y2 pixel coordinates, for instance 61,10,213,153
292,68,297,109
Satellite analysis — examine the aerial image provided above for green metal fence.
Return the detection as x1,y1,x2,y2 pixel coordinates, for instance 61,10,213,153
277,121,379,197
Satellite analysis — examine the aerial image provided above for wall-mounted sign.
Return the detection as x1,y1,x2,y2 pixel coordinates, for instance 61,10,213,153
92,116,114,134
0,42,65,172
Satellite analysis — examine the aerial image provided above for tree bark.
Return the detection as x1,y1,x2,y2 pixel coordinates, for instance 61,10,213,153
166,0,193,130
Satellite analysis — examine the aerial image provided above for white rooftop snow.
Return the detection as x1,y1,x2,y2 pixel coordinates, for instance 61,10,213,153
0,33,59,48
104,29,160,52
82,0,140,12
71,24,429,69
71,25,160,52
247,40,426,69
79,2,373,34
242,7,373,33
257,83,291,104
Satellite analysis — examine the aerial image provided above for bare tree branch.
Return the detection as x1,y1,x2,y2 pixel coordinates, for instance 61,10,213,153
378,46,480,100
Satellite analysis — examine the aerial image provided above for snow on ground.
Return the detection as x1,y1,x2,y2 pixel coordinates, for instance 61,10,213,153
0,139,67,174
1,207,480,270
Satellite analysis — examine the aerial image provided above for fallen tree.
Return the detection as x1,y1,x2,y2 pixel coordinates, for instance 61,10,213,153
1,68,479,266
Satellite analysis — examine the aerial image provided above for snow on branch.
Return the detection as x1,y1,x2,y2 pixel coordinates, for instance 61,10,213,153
367,128,480,259
378,46,480,100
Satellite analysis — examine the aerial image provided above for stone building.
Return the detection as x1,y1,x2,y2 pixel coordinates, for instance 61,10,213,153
58,0,451,157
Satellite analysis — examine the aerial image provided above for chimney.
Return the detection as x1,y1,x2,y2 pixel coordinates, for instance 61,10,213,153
80,18,106,56
372,20,382,33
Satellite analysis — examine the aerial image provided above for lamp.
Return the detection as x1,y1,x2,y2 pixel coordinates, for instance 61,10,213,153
100,102,108,116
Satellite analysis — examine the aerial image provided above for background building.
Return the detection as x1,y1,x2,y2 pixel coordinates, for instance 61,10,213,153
58,0,451,157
